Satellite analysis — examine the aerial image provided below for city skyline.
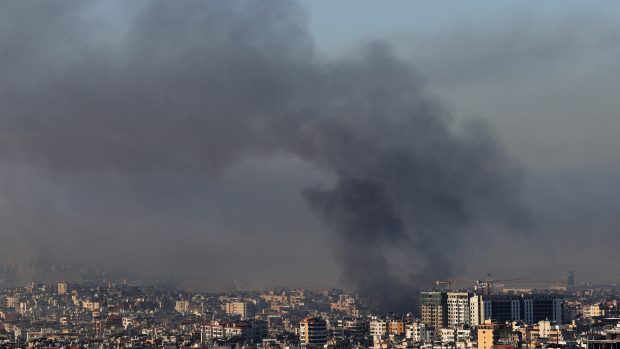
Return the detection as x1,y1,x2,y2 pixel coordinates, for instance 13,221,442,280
0,279,616,348
3,1,620,348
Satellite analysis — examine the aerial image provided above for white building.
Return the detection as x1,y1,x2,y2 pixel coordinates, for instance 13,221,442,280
582,304,604,318
441,328,455,343
469,295,484,326
447,292,471,328
369,317,387,342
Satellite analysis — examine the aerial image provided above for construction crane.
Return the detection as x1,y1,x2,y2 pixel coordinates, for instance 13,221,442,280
435,279,475,291
435,280,454,290
476,274,530,295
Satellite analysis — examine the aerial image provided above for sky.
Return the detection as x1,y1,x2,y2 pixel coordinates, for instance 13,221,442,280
1,1,620,306
307,1,620,282
305,1,620,170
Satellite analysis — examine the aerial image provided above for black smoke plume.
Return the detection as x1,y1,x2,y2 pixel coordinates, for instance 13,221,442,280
0,1,527,311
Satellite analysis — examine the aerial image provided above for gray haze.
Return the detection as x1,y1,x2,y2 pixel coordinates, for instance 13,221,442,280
308,2,620,283
3,0,614,310
387,12,620,283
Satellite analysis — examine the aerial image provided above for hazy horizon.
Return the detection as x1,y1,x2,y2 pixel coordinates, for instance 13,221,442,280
1,1,620,307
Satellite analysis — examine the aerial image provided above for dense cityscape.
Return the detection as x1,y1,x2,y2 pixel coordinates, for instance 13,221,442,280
2,273,620,349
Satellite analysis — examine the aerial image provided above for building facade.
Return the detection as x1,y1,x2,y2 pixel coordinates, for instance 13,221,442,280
225,301,256,319
300,316,328,348
447,292,472,328
423,291,564,327
421,291,448,329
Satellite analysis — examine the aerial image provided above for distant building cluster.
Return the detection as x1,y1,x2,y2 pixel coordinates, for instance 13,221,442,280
1,273,620,349
420,291,563,328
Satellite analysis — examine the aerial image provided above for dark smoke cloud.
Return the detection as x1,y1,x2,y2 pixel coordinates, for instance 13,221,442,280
0,0,527,311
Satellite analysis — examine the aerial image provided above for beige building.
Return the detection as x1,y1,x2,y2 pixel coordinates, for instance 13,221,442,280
57,282,68,295
175,300,190,313
477,320,496,349
582,304,604,318
261,291,289,304
82,300,101,312
6,296,20,309
225,301,256,319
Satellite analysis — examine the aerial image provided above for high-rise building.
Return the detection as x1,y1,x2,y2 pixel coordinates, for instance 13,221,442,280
523,294,563,325
299,316,328,348
567,271,575,290
470,294,484,326
479,294,563,325
447,292,472,328
424,291,563,327
421,291,448,329
481,295,522,324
